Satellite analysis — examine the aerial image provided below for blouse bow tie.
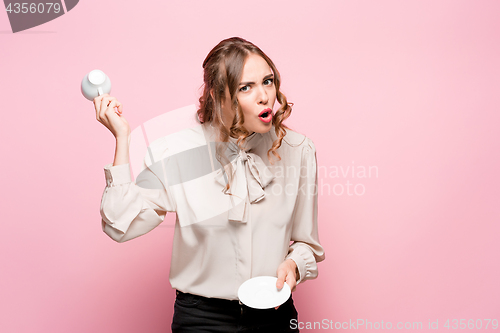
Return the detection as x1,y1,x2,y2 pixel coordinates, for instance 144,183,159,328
214,139,275,223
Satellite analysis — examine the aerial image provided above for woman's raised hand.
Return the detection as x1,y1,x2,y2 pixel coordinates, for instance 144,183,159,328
94,94,130,139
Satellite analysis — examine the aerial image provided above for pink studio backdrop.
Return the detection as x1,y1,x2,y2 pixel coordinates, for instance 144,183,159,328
1,1,499,332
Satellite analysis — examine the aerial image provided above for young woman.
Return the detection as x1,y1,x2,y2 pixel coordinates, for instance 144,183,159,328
95,37,325,332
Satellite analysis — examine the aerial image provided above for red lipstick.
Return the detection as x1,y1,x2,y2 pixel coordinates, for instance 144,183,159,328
258,108,272,123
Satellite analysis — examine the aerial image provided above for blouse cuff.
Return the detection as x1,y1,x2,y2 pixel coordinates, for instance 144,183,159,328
285,245,318,285
104,163,132,186
101,163,142,234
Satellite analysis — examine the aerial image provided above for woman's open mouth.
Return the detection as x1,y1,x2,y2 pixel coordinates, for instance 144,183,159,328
258,109,272,123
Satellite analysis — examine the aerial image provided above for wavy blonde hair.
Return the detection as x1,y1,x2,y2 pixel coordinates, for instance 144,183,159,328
197,37,293,192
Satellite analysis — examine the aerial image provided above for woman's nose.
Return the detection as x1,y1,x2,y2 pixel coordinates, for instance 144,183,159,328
257,85,269,104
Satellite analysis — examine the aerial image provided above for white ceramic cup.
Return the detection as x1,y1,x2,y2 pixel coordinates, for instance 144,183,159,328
81,69,112,101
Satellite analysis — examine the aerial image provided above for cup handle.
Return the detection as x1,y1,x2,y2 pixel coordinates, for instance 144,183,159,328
97,87,103,96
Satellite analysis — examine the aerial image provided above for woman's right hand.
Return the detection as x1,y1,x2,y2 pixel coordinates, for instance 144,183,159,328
94,94,130,139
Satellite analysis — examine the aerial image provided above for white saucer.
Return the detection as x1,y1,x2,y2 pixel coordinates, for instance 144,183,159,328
237,276,291,309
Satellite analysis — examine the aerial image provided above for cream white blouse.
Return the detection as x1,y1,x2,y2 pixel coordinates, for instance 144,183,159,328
100,121,325,300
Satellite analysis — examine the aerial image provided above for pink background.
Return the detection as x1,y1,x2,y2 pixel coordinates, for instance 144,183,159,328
1,0,499,332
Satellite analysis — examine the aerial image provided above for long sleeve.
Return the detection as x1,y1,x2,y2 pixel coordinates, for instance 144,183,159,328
100,162,176,243
285,137,326,285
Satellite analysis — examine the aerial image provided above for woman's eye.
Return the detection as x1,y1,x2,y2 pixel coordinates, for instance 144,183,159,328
264,78,274,85
239,85,250,92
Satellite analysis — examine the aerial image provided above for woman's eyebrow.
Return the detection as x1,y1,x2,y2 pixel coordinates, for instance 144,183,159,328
239,73,274,86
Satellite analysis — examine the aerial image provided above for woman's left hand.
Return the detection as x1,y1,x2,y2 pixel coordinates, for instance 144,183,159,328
274,259,298,310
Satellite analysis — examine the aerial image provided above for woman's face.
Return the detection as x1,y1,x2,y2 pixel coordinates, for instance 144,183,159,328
221,53,277,136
